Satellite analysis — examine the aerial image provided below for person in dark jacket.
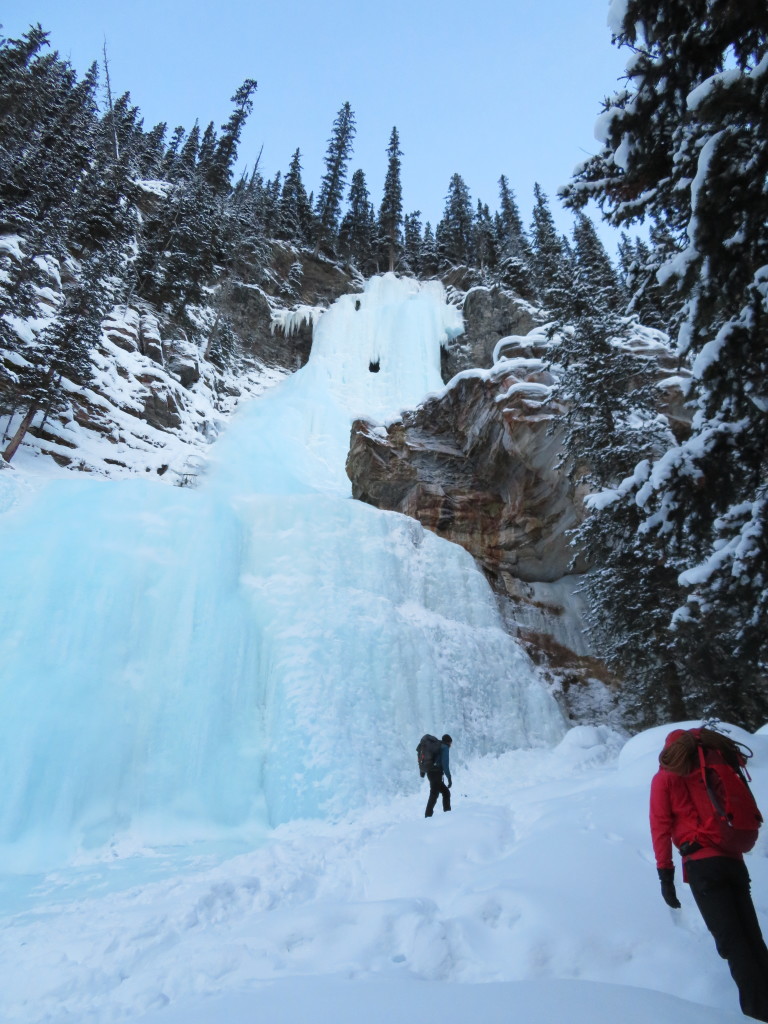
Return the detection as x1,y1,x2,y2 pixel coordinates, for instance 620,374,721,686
424,734,452,817
650,727,768,1022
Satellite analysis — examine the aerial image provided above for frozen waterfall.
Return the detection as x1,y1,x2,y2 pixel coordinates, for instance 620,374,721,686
0,274,565,869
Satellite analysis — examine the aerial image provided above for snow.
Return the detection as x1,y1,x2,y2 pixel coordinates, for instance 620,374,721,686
135,179,174,200
0,721,763,1023
606,0,629,37
584,458,651,511
613,134,633,172
687,66,746,113
495,380,552,405
0,234,25,260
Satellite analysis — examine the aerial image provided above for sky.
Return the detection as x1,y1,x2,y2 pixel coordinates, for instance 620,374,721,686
2,0,630,246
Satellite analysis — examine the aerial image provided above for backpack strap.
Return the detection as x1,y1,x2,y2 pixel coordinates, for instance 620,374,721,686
697,741,728,823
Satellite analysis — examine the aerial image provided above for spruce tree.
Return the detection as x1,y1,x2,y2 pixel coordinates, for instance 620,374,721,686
472,200,497,274
262,171,282,237
618,233,669,329
529,183,568,309
436,173,473,267
495,175,533,295
571,213,622,311
314,101,356,255
176,122,201,180
549,216,679,726
160,125,185,179
419,222,439,277
403,211,423,275
3,253,111,462
208,79,257,193
563,0,768,726
378,127,403,273
496,176,529,257
136,121,167,179
278,148,313,245
339,168,375,270
197,121,218,182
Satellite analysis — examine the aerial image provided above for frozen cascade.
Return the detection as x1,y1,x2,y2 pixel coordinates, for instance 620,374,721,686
0,274,565,869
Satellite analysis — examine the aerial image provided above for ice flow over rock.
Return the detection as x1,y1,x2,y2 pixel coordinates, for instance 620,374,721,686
0,274,565,868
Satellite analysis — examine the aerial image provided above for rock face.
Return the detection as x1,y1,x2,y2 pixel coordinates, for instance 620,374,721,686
223,244,358,371
348,357,580,584
441,285,544,380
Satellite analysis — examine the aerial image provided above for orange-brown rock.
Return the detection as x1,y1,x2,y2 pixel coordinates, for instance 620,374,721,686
347,359,582,584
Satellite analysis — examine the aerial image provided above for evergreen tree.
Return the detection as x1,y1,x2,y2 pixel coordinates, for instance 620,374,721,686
225,169,272,279
278,148,313,245
338,168,375,270
563,0,768,726
402,211,423,275
618,233,669,329
197,121,218,181
496,176,529,257
571,213,622,311
262,171,282,237
0,39,100,247
472,200,497,274
419,221,439,277
314,101,356,255
529,183,568,308
495,175,533,295
176,121,201,180
436,173,473,267
550,216,679,726
3,253,112,462
378,127,403,272
136,121,167,179
207,78,258,192
160,125,185,179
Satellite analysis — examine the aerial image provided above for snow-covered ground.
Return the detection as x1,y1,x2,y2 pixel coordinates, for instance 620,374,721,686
1,721,765,1023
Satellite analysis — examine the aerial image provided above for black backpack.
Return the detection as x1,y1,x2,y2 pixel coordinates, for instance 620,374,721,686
417,734,442,775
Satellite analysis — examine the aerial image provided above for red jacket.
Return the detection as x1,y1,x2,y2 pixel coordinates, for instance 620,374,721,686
650,767,729,871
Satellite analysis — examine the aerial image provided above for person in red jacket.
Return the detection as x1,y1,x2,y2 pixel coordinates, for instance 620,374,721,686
650,727,768,1022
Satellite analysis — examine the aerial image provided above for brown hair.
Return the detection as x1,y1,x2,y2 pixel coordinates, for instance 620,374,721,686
659,727,747,775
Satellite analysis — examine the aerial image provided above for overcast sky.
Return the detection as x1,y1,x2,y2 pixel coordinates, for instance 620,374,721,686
3,0,629,246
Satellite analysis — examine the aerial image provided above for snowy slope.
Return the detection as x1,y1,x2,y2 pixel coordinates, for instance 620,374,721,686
0,722,764,1023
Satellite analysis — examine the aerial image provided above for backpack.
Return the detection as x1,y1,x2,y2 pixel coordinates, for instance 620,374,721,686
417,734,443,775
687,729,763,855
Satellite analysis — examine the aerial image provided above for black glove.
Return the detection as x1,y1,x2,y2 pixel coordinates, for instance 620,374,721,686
420,771,425,778
447,778,452,789
658,867,681,909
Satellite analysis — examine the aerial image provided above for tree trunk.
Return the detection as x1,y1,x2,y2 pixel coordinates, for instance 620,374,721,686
2,403,40,463
2,407,16,443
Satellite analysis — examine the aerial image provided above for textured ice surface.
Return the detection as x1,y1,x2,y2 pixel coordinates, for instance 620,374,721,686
0,274,564,868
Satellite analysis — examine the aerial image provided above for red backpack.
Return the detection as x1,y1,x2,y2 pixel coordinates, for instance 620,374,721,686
687,729,763,855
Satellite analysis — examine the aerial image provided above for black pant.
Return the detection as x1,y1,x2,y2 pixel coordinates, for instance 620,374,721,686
687,857,768,1022
425,770,450,817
